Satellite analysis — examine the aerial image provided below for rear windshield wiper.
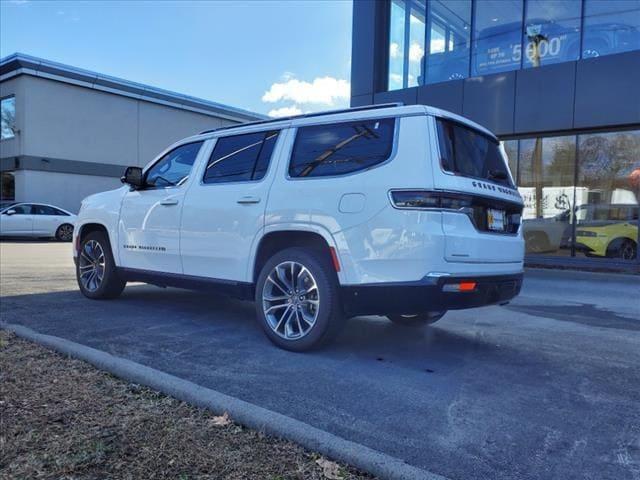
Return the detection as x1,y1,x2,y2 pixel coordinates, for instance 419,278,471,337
488,169,508,181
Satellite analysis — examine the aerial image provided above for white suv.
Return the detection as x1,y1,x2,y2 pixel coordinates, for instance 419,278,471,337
73,104,524,351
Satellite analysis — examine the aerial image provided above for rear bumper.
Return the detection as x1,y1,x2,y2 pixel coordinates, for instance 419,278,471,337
341,273,523,316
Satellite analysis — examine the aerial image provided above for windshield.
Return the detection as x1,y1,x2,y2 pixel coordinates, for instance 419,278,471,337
436,118,514,188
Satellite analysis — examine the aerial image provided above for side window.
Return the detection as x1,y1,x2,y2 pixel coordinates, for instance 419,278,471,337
145,141,204,188
7,204,31,215
32,205,57,215
289,118,395,178
203,130,279,184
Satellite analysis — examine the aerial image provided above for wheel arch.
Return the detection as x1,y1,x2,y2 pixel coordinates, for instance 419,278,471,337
251,227,344,284
606,236,638,258
76,222,119,264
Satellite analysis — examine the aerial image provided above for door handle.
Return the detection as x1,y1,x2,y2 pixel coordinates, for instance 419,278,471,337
160,198,179,206
237,196,261,205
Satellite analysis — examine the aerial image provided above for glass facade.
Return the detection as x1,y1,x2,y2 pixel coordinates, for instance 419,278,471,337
503,129,640,262
387,0,640,88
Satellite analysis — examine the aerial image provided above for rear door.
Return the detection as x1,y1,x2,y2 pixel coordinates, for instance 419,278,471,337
431,116,524,264
31,205,67,236
180,129,284,281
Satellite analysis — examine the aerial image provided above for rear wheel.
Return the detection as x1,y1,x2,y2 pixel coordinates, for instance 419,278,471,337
55,223,74,242
386,311,446,327
255,247,344,351
618,240,637,261
76,231,126,299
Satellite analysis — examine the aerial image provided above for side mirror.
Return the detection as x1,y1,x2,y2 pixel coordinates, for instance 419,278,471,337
121,166,144,188
4,209,16,216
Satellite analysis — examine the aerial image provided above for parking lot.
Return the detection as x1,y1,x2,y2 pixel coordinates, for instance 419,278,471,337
1,241,639,480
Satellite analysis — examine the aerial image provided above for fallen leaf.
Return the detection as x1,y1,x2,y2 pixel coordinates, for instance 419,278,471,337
316,457,342,480
209,412,231,427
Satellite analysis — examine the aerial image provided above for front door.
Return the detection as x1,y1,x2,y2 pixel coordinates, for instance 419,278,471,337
0,204,34,236
118,141,204,274
181,129,284,281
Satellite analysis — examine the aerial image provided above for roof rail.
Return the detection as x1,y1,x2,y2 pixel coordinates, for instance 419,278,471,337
199,102,404,135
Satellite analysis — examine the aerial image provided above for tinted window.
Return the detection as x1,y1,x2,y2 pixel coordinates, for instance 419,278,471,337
472,0,524,76
146,142,203,188
203,130,279,184
32,205,58,215
437,118,513,187
425,0,472,84
5,204,31,215
523,0,582,68
582,0,640,58
289,118,395,178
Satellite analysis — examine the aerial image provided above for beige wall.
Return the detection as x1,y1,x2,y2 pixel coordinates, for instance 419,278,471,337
2,75,237,167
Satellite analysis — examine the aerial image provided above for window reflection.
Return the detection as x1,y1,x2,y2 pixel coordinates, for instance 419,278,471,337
425,0,472,84
472,0,524,76
574,131,640,261
408,2,426,87
518,135,576,255
1,96,15,140
388,0,407,90
523,0,582,68
582,0,640,58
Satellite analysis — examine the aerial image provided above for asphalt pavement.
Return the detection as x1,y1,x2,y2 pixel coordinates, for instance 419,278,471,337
1,241,639,480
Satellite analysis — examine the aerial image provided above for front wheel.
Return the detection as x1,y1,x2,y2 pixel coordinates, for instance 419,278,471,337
76,231,126,299
386,311,446,327
255,247,344,352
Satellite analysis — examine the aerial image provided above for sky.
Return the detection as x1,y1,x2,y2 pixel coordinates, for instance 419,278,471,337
0,0,353,117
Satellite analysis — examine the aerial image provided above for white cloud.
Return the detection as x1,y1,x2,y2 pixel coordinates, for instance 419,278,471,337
389,42,400,59
409,42,424,62
262,76,350,106
268,105,303,118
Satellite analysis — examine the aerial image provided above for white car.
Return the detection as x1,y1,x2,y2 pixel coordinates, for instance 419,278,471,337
73,104,525,351
0,202,76,241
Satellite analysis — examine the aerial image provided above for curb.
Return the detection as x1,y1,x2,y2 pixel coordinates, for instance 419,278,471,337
2,322,449,480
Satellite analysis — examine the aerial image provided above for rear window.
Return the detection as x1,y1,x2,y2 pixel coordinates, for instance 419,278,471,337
289,118,395,178
436,118,513,187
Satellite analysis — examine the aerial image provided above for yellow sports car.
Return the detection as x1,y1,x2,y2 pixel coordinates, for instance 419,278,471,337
575,222,638,260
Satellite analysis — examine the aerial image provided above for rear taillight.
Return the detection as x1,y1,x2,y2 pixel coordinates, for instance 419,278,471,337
390,190,472,210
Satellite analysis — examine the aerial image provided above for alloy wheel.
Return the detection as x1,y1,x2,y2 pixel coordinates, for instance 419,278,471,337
262,261,319,340
78,240,105,292
58,224,73,241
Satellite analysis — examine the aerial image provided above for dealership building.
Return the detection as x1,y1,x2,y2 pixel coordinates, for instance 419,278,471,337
0,53,263,213
351,0,640,269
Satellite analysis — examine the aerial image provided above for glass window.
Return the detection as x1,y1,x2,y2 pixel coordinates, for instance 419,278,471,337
523,0,582,68
145,141,203,188
1,96,16,140
388,0,407,90
32,205,58,216
574,130,639,261
502,139,519,182
4,204,31,215
583,0,640,58
472,0,524,76
425,0,472,84
0,172,15,201
408,2,426,87
518,135,576,256
204,131,279,184
289,118,395,178
436,118,514,187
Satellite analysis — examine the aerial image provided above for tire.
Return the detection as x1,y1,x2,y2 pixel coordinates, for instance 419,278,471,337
76,231,126,299
618,240,637,261
255,247,344,352
386,311,446,327
55,223,74,242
